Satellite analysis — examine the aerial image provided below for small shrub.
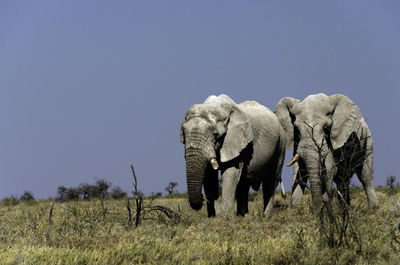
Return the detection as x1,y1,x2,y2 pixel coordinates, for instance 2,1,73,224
110,186,127,199
20,191,35,201
165,182,178,195
386,175,396,189
66,188,80,201
163,193,187,199
386,175,397,195
1,195,19,206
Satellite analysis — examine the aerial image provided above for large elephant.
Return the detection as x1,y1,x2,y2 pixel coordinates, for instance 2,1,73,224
274,93,378,209
180,94,286,217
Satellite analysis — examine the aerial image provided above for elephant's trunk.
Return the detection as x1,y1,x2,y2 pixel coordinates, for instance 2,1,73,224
297,140,328,210
185,148,208,210
307,166,323,210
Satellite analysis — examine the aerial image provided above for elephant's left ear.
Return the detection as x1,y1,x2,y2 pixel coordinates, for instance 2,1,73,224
220,108,253,163
329,94,366,150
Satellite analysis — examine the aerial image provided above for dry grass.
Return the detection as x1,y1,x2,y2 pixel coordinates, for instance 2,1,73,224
1,189,400,264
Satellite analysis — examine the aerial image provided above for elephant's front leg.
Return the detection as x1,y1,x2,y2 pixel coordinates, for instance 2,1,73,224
291,161,308,208
323,152,336,202
356,151,378,208
218,167,241,216
204,167,219,217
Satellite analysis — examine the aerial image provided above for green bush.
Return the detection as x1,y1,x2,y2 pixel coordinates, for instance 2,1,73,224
1,196,19,206
163,193,188,199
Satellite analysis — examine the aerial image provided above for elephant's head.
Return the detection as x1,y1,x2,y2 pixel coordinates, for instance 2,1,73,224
180,94,253,210
274,93,369,208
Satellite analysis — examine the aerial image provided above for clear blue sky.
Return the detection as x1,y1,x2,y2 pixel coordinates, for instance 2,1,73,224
0,1,399,199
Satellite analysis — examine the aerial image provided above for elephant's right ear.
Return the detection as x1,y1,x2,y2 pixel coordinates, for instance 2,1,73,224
274,97,300,150
180,122,185,144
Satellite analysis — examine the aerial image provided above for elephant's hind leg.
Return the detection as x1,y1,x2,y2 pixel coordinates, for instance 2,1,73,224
262,183,274,217
262,172,277,217
262,142,284,217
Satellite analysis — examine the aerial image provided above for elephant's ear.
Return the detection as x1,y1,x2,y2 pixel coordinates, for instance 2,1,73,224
220,108,253,163
180,122,185,144
329,94,366,150
274,97,300,150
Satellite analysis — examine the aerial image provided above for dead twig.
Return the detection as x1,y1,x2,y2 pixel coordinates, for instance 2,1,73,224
127,197,133,227
100,198,106,220
131,162,143,227
46,203,54,246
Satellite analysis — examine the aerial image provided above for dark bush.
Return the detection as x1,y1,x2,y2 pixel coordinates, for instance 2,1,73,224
165,182,178,195
66,188,80,201
387,175,396,188
163,192,188,199
132,190,144,199
110,186,127,199
20,191,35,201
56,185,68,202
1,195,19,206
95,178,110,199
78,183,98,200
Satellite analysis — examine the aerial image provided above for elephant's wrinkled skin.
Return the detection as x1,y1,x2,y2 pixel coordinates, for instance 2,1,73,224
274,93,378,209
180,94,286,217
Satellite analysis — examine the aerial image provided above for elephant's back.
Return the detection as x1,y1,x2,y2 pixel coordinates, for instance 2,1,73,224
239,100,281,151
239,101,279,127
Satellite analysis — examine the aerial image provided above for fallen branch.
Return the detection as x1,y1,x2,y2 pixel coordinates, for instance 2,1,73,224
129,162,180,227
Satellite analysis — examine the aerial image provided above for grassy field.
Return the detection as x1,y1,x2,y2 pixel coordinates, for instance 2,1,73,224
1,188,400,264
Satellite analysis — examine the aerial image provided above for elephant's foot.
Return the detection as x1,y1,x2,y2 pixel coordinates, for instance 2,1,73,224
290,185,304,208
214,199,234,218
368,197,379,209
322,192,330,203
263,208,273,218
263,197,274,218
215,200,221,216
365,188,378,209
206,202,216,217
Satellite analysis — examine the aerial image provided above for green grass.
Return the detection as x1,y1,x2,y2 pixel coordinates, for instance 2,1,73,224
1,189,400,264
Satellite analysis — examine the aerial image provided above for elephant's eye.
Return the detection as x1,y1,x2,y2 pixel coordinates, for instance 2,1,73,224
213,132,219,140
323,125,330,136
289,112,296,123
326,111,333,116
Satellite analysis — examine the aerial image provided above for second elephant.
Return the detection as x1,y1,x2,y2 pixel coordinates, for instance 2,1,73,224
274,93,378,209
180,94,286,217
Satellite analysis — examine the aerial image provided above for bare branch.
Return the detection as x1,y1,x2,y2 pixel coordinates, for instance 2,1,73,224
129,162,180,227
46,203,54,246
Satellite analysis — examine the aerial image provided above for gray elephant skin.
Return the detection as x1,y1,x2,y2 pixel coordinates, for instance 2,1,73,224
274,93,378,209
180,94,286,217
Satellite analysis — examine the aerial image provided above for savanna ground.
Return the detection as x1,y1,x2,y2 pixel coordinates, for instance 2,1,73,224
1,188,400,265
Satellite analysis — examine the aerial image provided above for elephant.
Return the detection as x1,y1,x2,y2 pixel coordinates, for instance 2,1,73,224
274,93,378,209
180,94,286,217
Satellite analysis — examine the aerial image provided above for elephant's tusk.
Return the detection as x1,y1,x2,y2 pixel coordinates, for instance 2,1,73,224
287,153,300,167
210,158,219,170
